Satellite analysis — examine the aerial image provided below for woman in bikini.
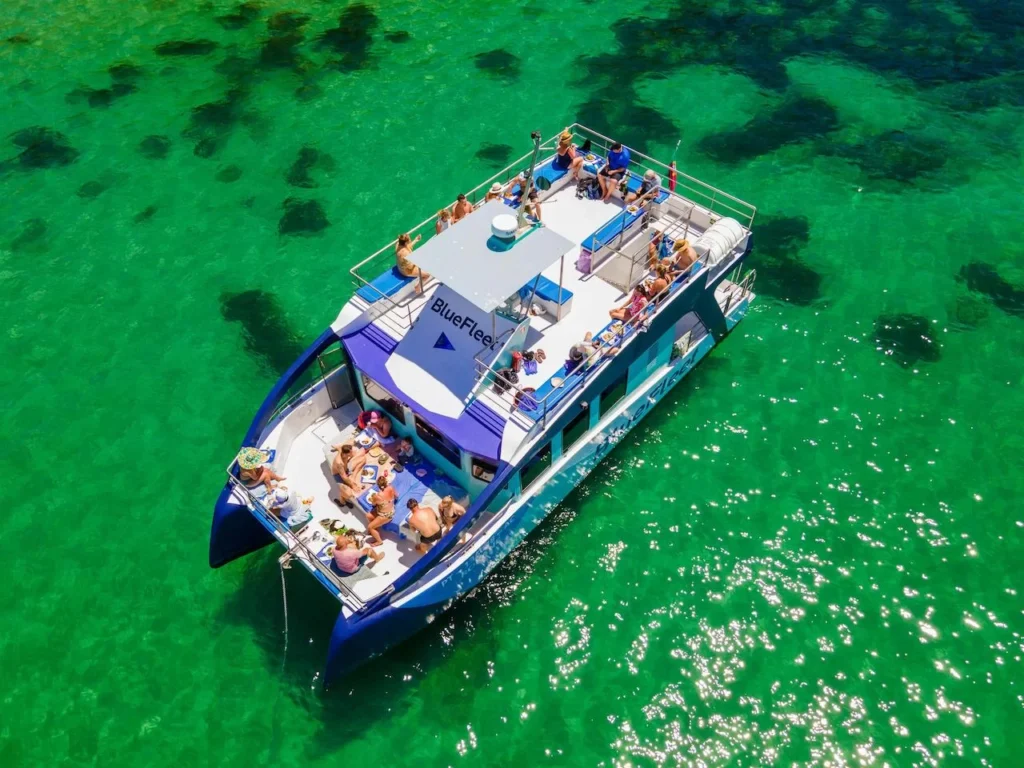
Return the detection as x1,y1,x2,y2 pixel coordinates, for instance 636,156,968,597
331,443,366,507
395,232,430,291
365,475,398,546
237,447,285,493
438,496,467,533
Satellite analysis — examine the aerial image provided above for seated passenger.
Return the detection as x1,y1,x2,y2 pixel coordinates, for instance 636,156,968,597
626,169,662,206
395,437,415,462
598,141,631,202
452,193,473,222
671,239,698,273
550,129,579,176
435,208,452,234
524,189,542,221
371,413,393,440
330,443,367,507
648,264,670,301
406,499,443,553
395,232,430,291
504,172,530,203
365,476,398,546
356,409,379,430
237,447,285,492
333,534,383,575
438,496,467,533
648,230,671,268
485,182,504,202
609,284,649,322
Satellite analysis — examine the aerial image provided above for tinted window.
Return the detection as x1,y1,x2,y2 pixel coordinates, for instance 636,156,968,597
562,404,591,453
471,456,497,482
520,442,551,490
599,376,628,417
361,374,404,422
415,415,461,467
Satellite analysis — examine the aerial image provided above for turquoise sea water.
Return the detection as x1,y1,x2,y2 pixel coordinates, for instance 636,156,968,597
2,0,1023,765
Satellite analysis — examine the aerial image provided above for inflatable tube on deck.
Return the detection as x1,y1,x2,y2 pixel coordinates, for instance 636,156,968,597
693,217,745,266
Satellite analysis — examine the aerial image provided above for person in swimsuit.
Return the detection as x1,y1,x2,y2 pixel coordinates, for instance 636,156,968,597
648,264,670,303
438,496,467,533
524,188,542,221
435,208,451,235
237,447,285,493
365,475,398,546
647,230,670,269
452,193,473,223
485,182,504,202
552,129,578,174
406,499,443,553
371,414,393,440
330,443,366,507
395,232,430,291
670,239,698,274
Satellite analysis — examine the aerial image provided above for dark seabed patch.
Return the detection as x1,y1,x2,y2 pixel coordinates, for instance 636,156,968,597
873,313,941,367
267,11,310,33
138,134,171,159
278,198,329,236
699,97,839,164
155,40,219,57
285,146,336,188
6,127,79,169
10,218,47,251
182,88,250,158
957,262,1024,317
577,89,678,153
318,4,379,71
133,205,158,224
257,13,312,73
67,83,137,109
294,82,323,102
77,180,107,199
215,164,244,183
216,1,262,30
5,33,33,45
746,214,823,306
473,49,521,79
948,294,989,330
107,62,143,82
475,143,514,167
384,30,410,43
831,130,948,184
219,289,305,376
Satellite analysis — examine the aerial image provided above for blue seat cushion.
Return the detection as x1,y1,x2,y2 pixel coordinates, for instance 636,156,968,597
519,274,573,305
356,266,415,303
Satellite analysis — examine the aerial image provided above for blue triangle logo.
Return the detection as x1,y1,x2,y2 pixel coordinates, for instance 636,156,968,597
434,332,455,351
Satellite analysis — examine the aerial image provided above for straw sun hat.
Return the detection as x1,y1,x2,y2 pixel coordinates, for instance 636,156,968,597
237,446,269,470
489,182,503,194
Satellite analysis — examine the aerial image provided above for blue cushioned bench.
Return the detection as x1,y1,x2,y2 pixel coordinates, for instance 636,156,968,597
355,266,415,303
519,274,574,316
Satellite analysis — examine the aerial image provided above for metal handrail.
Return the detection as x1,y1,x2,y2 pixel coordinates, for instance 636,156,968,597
225,466,366,609
566,123,757,227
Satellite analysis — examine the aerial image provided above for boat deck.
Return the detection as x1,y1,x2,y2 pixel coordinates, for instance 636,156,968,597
257,402,470,601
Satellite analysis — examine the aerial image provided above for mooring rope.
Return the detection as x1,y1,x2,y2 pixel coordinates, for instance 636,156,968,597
279,559,290,668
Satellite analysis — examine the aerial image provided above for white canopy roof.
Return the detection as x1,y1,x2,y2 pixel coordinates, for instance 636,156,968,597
411,201,576,313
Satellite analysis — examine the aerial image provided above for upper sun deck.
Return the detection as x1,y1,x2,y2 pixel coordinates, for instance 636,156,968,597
333,124,756,463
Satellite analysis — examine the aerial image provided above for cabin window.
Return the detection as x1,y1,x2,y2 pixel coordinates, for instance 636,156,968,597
414,415,461,467
599,376,628,417
361,374,405,422
471,456,498,482
562,404,591,453
520,442,551,490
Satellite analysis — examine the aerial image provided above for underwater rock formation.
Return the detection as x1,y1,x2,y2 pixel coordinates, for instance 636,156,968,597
7,127,79,169
220,289,306,376
278,198,329,236
475,143,514,167
873,313,942,367
138,135,171,159
285,146,336,188
958,261,1024,317
155,39,219,57
473,49,521,80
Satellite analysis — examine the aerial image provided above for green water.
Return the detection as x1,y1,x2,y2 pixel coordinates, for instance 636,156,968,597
2,0,1023,764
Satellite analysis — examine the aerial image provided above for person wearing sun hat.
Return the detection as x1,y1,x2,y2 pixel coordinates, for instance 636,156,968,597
485,181,504,202
553,128,580,176
237,447,285,492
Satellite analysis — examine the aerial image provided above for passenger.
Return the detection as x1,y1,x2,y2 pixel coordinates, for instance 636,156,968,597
598,141,631,202
485,182,504,202
552,129,578,174
237,447,285,492
395,437,415,462
435,208,452,235
626,169,662,206
438,495,467,532
504,172,530,203
356,409,379,430
452,193,473,222
648,230,667,269
671,239,698,273
648,264,670,301
365,476,398,546
406,499,443,553
333,534,383,575
396,232,430,290
609,283,649,322
330,443,366,507
524,189,542,221
371,413,393,440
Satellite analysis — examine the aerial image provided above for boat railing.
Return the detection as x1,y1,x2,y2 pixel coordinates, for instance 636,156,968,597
225,466,369,611
566,123,757,229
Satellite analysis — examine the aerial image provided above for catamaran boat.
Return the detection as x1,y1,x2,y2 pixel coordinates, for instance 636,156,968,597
210,124,757,685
